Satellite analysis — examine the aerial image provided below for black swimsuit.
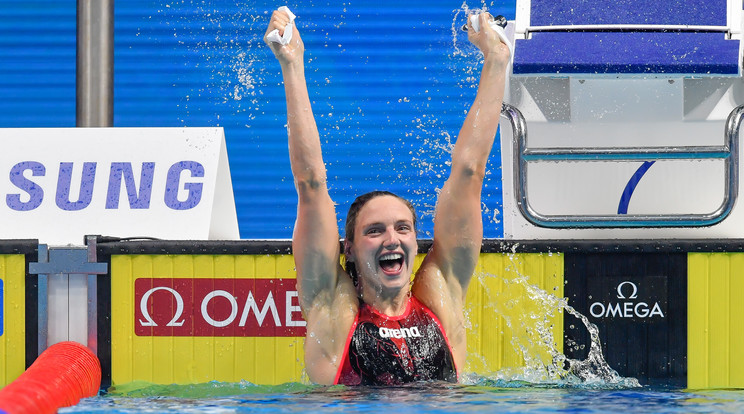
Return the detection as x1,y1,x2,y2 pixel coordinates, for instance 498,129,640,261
334,296,457,385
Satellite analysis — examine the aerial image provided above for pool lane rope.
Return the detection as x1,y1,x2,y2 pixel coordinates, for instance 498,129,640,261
0,341,101,414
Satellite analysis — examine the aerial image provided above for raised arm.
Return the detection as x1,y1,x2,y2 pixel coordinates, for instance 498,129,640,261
264,10,338,310
415,12,509,306
264,9,357,385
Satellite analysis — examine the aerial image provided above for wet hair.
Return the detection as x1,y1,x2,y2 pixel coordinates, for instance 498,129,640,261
343,190,418,287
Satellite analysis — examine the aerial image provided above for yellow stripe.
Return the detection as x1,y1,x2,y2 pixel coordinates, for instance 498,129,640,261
709,254,730,387
730,254,744,386
687,253,709,389
465,252,564,376
0,255,25,387
688,252,744,389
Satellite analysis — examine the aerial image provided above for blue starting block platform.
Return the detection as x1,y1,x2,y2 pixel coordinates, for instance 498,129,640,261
514,32,739,75
513,0,741,75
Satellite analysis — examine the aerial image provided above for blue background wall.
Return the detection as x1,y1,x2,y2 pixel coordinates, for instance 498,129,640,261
0,1,515,240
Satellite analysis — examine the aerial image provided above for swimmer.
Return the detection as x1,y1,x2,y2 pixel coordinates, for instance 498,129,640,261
264,8,510,385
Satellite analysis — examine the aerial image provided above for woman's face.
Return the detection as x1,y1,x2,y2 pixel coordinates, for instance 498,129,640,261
348,195,417,294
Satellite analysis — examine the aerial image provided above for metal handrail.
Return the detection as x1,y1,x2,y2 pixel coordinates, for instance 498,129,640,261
524,24,730,34
499,103,743,228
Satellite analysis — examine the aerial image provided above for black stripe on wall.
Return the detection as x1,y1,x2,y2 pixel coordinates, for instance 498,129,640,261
563,252,687,387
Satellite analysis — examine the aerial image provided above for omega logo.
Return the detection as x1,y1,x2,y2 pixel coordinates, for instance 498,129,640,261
589,280,665,319
139,286,306,328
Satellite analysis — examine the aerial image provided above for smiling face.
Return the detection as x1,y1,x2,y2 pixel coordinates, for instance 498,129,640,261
346,195,418,296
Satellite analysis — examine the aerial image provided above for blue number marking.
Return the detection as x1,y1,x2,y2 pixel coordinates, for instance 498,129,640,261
618,161,656,214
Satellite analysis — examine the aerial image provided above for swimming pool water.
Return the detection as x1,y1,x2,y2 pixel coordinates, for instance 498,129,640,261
60,380,744,413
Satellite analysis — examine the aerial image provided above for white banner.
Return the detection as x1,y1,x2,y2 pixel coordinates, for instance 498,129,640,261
0,128,239,245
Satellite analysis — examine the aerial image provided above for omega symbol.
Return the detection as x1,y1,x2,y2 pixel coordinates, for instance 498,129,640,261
616,281,638,299
139,287,186,327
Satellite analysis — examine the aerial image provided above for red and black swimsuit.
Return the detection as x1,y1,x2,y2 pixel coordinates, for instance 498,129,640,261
334,296,458,385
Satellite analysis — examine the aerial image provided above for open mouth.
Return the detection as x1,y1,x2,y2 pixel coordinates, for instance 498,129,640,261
379,252,404,275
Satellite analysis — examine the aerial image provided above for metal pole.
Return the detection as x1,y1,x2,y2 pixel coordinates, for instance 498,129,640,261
77,0,114,127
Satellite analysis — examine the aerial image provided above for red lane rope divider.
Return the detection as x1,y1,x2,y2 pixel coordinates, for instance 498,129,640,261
0,341,101,414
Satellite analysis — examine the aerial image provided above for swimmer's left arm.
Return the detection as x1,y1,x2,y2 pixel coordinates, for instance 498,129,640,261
419,13,509,299
413,15,509,367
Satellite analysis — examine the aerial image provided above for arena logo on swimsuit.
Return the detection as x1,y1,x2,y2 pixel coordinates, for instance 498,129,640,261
5,161,204,211
378,327,422,339
134,278,306,337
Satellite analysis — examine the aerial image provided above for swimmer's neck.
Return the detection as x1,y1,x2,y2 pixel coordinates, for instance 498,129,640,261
360,285,411,317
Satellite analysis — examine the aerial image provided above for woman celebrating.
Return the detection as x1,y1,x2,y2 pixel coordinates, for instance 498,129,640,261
264,8,510,385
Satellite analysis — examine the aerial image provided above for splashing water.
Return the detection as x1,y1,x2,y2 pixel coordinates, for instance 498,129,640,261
451,2,485,58
466,254,640,389
451,2,495,59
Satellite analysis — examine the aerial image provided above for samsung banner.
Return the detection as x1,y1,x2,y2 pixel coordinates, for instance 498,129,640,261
0,128,238,245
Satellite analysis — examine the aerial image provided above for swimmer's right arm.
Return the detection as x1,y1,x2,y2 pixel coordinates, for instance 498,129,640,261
265,9,357,384
264,9,340,306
